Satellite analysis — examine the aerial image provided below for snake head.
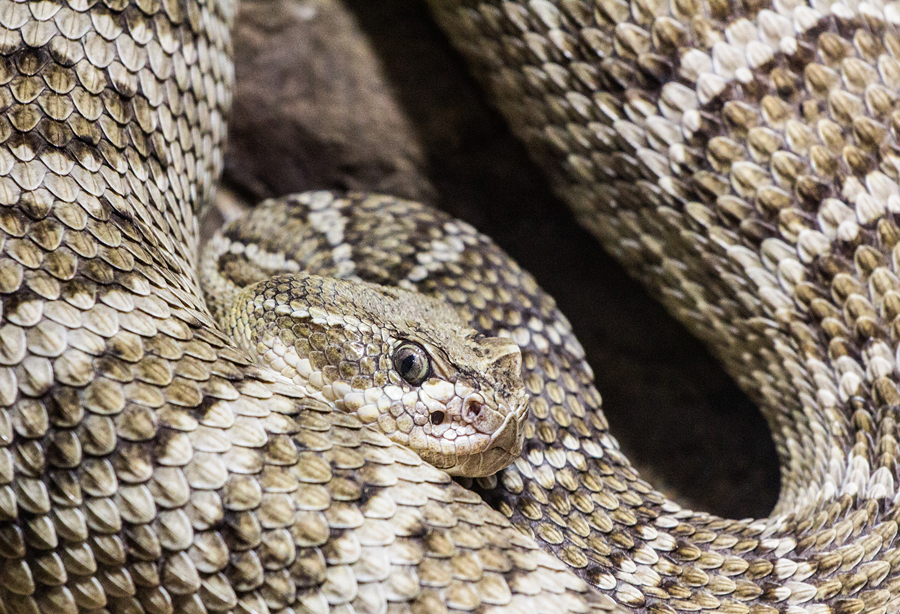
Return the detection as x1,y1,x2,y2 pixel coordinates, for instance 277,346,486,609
226,273,529,477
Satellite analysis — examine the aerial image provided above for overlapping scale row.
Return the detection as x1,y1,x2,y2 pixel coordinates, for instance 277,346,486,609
208,186,896,612
0,2,610,614
428,0,900,611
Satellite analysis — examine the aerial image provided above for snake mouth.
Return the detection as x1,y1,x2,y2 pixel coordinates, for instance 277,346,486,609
430,398,527,477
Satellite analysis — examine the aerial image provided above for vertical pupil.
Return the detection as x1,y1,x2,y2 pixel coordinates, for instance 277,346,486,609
401,353,417,375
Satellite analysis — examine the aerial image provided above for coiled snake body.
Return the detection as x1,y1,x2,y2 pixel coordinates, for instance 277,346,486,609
0,0,898,613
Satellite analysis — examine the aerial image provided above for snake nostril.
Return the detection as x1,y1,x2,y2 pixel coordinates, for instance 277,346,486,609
467,402,482,419
431,411,445,425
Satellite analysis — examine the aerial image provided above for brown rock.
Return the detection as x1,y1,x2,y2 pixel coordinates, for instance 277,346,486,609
225,0,431,201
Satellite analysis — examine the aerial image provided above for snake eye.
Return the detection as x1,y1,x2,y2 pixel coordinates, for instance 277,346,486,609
392,342,431,386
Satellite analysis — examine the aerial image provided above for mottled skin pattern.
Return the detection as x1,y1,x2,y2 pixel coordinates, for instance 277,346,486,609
3,1,900,614
428,0,900,612
0,3,608,614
